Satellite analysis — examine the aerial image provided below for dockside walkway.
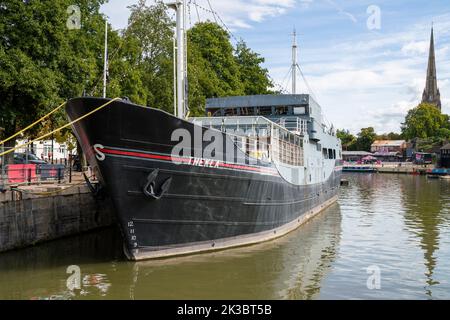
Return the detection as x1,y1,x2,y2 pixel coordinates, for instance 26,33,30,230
0,175,114,253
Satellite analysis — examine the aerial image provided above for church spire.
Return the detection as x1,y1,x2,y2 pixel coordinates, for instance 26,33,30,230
421,26,441,111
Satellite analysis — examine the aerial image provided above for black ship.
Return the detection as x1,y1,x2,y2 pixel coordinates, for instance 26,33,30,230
66,2,342,260
66,94,342,260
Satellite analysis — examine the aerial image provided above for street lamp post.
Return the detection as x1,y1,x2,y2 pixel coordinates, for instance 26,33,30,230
0,127,5,185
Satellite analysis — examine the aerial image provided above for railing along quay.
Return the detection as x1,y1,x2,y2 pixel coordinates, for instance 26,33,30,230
0,163,89,193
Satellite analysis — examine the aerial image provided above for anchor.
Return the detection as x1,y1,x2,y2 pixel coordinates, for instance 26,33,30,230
143,169,172,200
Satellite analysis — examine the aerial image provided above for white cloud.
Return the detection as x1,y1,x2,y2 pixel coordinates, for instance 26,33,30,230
325,0,357,24
401,41,428,56
100,2,450,133
268,12,450,133
101,0,298,30
195,0,296,28
248,6,287,22
299,0,314,10
253,0,297,6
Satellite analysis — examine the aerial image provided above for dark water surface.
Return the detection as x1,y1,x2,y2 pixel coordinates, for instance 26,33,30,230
0,174,449,299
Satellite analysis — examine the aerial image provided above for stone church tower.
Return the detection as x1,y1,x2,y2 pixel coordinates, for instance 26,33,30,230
421,27,441,111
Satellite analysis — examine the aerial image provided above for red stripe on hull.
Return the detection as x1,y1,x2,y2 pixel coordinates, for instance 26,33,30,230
99,148,278,176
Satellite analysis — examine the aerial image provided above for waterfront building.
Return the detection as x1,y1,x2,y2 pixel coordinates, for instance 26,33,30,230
342,151,373,162
371,140,407,154
441,143,450,168
371,140,408,161
14,139,73,162
421,27,441,111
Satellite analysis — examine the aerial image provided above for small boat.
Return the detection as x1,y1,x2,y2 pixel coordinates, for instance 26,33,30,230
429,168,449,175
427,168,449,179
342,166,377,173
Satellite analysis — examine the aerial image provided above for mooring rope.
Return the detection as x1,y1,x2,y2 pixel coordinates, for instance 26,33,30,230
0,97,121,158
0,101,67,146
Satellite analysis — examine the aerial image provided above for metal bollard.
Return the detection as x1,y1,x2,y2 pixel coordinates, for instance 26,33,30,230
69,160,72,184
58,167,62,184
27,168,32,185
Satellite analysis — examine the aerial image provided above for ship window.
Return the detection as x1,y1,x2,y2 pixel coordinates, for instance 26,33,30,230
275,106,288,115
224,108,236,116
293,106,306,115
240,107,251,116
328,149,333,159
323,148,328,159
333,149,336,159
259,106,272,115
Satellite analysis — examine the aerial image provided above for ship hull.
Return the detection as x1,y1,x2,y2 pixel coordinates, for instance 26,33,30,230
66,97,341,260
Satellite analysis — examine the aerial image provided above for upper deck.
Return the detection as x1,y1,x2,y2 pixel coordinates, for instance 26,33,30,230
207,93,320,117
205,94,327,139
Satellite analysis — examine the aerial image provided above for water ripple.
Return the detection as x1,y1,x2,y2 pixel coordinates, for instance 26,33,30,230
0,174,449,299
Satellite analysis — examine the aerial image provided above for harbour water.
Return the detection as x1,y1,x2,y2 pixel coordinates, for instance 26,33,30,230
0,174,449,300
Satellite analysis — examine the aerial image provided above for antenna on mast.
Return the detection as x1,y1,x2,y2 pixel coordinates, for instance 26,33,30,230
291,28,297,94
168,0,188,119
103,20,108,98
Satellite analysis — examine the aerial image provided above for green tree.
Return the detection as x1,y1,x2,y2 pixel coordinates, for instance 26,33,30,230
0,0,276,165
0,0,109,162
106,32,148,105
235,40,273,95
437,128,450,139
376,132,403,140
401,103,449,139
188,22,243,98
337,129,356,150
354,127,376,152
123,0,175,112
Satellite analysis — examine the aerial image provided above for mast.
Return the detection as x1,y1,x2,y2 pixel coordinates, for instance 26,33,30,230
173,36,177,116
291,29,297,94
103,20,108,98
168,0,187,119
183,0,189,116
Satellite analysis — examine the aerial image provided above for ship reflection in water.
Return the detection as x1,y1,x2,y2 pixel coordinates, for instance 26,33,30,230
0,175,449,299
0,204,342,300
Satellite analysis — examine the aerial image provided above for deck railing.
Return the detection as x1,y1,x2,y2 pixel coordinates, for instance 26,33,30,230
190,116,305,167
276,117,308,135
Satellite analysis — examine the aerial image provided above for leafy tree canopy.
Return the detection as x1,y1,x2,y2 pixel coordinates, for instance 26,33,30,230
336,129,356,150
0,0,108,139
0,0,275,158
355,127,377,152
235,40,273,95
376,132,403,140
401,103,450,140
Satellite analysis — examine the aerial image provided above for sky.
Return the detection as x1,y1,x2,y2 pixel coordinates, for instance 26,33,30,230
101,0,450,134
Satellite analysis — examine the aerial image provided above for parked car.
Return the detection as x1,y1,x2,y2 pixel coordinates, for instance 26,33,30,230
13,153,47,165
